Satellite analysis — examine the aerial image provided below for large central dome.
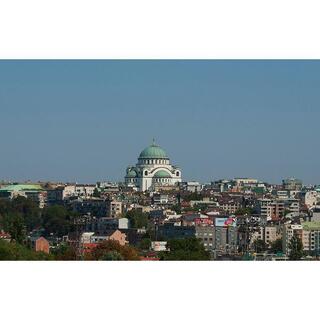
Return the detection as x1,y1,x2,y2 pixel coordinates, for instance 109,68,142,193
125,140,181,191
139,142,168,159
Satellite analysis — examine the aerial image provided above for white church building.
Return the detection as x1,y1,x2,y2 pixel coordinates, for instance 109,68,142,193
125,141,182,192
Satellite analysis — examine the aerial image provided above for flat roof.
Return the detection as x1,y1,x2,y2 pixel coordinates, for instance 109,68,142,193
302,222,320,231
0,184,43,192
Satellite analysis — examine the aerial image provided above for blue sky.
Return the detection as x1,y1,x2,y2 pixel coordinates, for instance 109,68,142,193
0,60,319,184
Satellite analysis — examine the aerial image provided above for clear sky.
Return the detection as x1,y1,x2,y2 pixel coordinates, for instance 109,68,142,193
0,60,319,184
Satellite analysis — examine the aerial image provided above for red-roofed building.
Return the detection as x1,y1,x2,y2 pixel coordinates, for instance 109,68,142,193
0,230,11,242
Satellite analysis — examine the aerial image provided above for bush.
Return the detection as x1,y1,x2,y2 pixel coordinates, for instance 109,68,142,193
0,240,53,261
161,237,210,261
85,240,140,261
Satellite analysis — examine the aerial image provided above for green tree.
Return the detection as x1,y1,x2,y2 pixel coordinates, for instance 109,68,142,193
102,251,124,261
193,204,208,212
42,206,79,237
289,236,304,260
170,204,181,214
0,239,53,261
10,197,41,231
0,197,41,234
85,240,140,261
93,188,101,198
1,213,26,244
139,238,152,251
270,238,283,254
253,239,267,253
161,237,210,261
280,209,291,219
235,207,256,216
51,243,77,260
183,192,202,202
126,210,149,229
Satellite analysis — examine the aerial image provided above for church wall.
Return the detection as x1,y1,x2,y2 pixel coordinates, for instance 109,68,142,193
125,145,182,192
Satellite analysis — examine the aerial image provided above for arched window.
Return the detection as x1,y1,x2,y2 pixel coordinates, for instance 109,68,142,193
145,171,148,176
176,172,180,177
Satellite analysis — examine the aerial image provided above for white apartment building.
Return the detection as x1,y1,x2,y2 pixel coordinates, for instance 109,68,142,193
251,225,282,247
282,224,303,256
302,191,318,209
109,201,122,218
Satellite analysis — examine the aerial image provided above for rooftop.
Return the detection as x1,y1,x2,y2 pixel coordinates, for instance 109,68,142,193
0,184,43,193
302,222,320,231
139,141,169,159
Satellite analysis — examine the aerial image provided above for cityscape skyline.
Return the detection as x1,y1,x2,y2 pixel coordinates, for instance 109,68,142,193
0,140,314,188
2,2,319,317
0,60,319,184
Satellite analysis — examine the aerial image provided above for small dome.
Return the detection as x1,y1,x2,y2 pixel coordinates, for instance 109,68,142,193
153,170,171,178
139,142,168,159
126,170,137,178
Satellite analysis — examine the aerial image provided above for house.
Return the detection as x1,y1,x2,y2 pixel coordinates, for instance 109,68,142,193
35,237,50,254
81,230,128,246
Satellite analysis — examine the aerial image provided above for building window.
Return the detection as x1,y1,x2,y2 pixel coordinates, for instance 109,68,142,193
145,171,148,176
176,172,180,177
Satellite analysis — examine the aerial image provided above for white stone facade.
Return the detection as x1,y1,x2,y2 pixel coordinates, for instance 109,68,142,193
125,142,182,192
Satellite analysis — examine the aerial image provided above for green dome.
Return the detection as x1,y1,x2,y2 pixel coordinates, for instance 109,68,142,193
154,170,171,178
139,143,168,159
126,170,137,178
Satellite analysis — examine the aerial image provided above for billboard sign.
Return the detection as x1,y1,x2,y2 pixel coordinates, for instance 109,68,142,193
194,218,213,225
215,217,237,228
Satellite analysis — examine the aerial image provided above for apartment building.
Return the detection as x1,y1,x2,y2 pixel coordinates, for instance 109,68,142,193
255,225,282,244
301,222,320,255
195,225,215,251
282,224,303,256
